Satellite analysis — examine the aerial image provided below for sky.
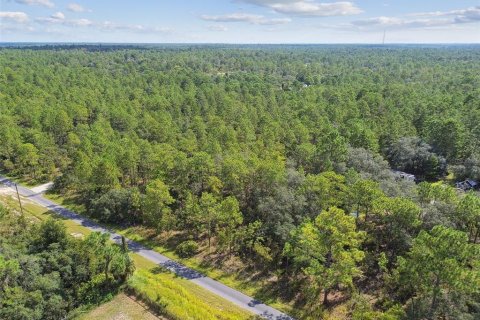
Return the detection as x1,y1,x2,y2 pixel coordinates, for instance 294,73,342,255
1,0,479,43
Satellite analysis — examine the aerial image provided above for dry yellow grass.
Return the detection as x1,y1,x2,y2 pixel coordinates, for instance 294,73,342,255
76,293,163,320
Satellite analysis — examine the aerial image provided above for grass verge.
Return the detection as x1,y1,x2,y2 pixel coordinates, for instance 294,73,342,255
127,266,254,320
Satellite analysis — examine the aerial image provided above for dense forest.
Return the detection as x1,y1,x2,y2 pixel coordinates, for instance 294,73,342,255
1,45,480,319
0,204,134,319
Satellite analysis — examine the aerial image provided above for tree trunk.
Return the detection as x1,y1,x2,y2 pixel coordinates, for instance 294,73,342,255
207,221,211,252
430,274,441,316
105,258,111,280
410,298,415,319
121,236,127,252
323,289,329,305
355,204,360,228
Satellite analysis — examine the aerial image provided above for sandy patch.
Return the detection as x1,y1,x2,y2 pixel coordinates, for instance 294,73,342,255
31,182,53,194
112,313,130,320
77,293,162,320
70,232,84,239
0,186,16,196
0,186,35,206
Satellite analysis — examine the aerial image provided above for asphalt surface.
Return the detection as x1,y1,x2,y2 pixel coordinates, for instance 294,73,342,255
0,175,294,320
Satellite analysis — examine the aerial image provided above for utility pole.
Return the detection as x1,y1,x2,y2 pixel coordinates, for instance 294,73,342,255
121,235,127,252
15,183,24,216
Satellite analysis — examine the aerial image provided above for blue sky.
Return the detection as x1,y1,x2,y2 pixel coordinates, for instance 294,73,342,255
1,0,479,43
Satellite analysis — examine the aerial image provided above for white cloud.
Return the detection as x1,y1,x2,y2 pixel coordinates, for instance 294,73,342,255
352,16,401,27
0,11,29,23
447,6,480,24
15,0,54,8
33,13,172,34
207,25,229,31
35,13,93,26
0,24,35,33
352,6,480,30
409,6,480,20
99,21,172,33
269,1,362,16
201,13,291,25
67,18,92,26
352,16,451,29
51,11,65,20
67,3,90,13
262,18,291,25
240,1,362,17
408,11,446,18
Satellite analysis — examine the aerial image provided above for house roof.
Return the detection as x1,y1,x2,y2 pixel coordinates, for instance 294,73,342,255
456,179,479,190
466,179,478,187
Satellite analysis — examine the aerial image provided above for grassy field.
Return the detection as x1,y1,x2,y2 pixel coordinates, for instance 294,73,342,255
0,190,253,320
130,255,256,320
77,293,163,320
128,266,254,320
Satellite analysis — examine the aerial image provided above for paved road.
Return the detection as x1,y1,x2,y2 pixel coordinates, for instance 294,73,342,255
0,176,293,320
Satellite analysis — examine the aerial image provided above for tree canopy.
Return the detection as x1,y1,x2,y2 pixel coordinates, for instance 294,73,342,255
1,44,479,318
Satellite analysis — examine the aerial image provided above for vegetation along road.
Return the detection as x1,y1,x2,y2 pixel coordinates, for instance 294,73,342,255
0,175,293,320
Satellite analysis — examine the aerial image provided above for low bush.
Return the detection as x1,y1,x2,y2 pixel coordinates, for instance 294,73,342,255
175,240,199,258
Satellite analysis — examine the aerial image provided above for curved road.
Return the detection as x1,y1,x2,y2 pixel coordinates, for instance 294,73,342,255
0,176,293,320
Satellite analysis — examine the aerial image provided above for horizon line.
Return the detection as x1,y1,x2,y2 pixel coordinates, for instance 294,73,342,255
2,42,480,45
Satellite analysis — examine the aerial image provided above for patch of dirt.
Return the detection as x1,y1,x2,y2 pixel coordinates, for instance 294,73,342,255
112,313,130,320
79,293,162,320
0,187,16,196
70,232,84,239
31,182,53,194
0,186,35,206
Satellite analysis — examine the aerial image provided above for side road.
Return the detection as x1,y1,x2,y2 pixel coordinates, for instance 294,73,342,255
0,176,293,320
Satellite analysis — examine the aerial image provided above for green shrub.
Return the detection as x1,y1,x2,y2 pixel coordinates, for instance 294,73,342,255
77,274,118,305
175,240,198,258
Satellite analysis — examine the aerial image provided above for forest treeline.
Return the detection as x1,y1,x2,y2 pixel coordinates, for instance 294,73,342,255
1,46,479,319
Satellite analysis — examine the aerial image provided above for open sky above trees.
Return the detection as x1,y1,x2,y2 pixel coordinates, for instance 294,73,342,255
1,0,480,43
